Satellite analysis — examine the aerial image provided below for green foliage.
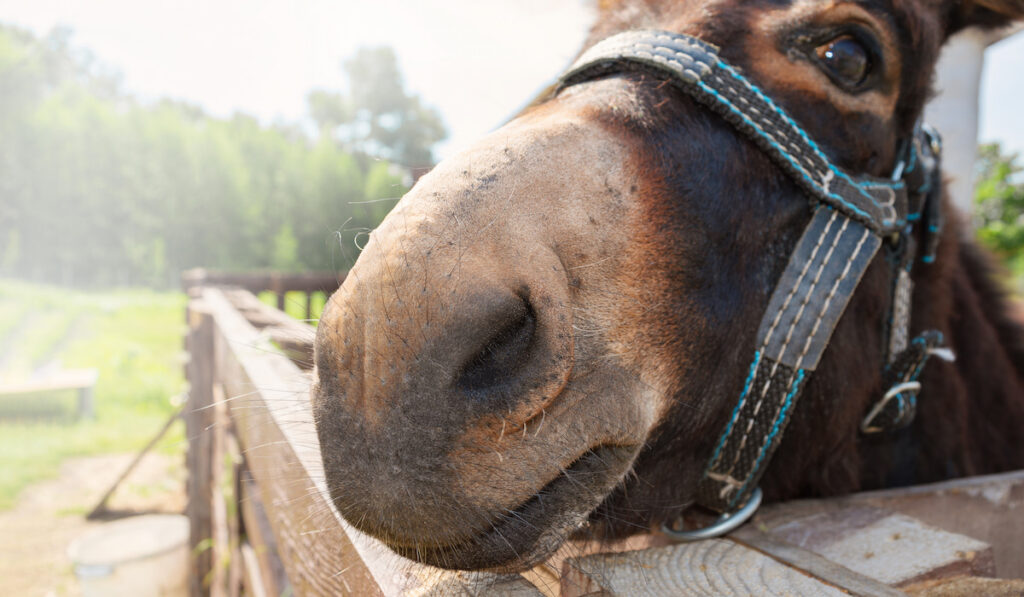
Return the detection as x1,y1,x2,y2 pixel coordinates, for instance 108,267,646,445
0,25,424,287
308,46,448,169
271,224,301,271
0,280,185,509
975,143,1024,275
257,290,327,323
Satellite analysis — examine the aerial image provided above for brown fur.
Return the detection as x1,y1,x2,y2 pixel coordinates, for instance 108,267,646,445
313,0,1024,572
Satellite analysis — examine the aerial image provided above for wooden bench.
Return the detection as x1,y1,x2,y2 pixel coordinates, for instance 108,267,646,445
0,368,99,418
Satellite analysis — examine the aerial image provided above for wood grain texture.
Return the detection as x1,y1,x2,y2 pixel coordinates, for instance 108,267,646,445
560,539,848,597
846,472,1024,579
185,303,215,597
205,288,383,596
765,507,993,586
752,473,1023,578
221,288,316,369
731,529,904,597
239,471,288,597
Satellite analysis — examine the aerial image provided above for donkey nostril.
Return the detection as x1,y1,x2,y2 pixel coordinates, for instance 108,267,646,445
456,297,537,395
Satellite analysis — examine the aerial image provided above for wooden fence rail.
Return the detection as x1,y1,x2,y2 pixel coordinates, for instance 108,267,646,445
184,285,1024,596
182,269,344,321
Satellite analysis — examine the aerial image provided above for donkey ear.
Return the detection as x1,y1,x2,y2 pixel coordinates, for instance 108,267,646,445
947,0,1024,36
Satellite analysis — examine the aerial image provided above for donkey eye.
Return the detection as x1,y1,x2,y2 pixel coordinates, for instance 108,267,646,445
814,35,871,88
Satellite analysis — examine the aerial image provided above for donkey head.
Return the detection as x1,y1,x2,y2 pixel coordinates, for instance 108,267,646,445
313,0,1023,571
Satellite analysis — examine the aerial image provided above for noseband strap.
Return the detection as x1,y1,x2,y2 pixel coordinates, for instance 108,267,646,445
558,31,945,525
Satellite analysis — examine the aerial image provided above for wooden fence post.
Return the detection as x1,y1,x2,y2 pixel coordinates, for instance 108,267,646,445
185,301,216,597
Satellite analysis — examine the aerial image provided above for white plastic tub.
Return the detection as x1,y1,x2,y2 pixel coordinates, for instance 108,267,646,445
68,514,189,597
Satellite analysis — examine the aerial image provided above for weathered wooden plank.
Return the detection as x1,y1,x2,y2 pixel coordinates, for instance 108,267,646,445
221,287,315,331
844,471,1024,579
762,507,993,586
561,539,849,597
226,431,245,597
0,367,99,418
240,542,269,597
732,528,904,597
239,470,288,597
902,576,1024,596
0,368,99,394
220,288,316,369
185,302,216,597
205,288,383,596
182,269,344,295
210,383,230,597
202,288,541,596
752,472,1024,578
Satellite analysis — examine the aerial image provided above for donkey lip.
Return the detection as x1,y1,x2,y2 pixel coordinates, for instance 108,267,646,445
387,443,638,571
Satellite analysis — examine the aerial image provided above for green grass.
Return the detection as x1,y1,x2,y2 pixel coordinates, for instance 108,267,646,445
1,308,85,378
0,299,29,341
0,279,186,510
257,290,327,324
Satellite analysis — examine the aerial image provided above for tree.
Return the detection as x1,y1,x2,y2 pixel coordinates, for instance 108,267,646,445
974,143,1024,275
307,47,447,170
0,24,410,287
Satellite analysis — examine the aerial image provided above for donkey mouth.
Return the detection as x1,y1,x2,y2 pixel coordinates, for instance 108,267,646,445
386,443,639,572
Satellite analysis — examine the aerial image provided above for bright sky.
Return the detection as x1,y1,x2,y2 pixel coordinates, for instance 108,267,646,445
0,0,1020,160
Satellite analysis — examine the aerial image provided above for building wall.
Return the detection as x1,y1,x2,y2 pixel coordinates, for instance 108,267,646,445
925,25,1022,217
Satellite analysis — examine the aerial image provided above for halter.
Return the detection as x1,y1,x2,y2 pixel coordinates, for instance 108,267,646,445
557,30,948,537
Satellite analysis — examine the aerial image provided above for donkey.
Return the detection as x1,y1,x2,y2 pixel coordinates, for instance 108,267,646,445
313,0,1024,572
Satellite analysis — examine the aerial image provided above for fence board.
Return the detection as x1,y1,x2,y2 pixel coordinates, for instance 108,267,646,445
750,470,1024,578
562,539,849,597
203,288,383,596
185,303,216,597
239,471,288,597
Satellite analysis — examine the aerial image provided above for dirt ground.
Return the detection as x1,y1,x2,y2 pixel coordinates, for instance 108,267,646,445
0,452,186,596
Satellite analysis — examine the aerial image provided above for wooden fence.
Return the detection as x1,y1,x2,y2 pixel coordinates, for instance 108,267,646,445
182,269,344,321
184,281,1024,596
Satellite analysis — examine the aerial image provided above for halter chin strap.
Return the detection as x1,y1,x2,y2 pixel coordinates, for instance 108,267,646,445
558,30,947,528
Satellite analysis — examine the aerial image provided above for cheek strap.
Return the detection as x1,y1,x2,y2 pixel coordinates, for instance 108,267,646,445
558,30,947,527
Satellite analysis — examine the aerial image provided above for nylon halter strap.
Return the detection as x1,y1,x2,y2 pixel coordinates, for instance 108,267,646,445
558,31,945,527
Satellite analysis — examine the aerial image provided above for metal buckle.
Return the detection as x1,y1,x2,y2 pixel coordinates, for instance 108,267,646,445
661,487,763,542
921,122,942,157
860,380,921,434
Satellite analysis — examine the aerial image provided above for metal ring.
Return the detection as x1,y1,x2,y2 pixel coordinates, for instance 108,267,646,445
921,122,942,157
883,380,921,402
661,488,763,542
860,380,921,433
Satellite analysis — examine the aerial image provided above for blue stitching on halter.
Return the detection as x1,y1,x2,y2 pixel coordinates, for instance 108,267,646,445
860,179,906,190
714,59,902,201
694,79,877,223
706,352,761,469
729,368,806,508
